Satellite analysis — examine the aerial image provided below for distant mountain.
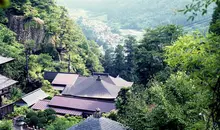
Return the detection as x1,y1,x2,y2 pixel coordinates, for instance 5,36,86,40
56,0,214,30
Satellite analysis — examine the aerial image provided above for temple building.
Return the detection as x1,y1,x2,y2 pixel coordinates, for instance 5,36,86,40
0,56,18,119
32,72,133,117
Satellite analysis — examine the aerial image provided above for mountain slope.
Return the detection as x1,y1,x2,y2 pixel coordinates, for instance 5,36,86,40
56,0,214,30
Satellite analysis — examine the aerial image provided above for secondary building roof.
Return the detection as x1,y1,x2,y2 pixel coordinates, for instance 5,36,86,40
49,96,115,113
52,73,79,86
16,89,48,107
31,100,82,116
44,71,59,82
0,56,14,65
32,96,115,116
68,117,128,130
0,74,17,90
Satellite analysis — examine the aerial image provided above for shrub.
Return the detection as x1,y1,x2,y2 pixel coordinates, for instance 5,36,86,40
0,120,13,130
29,116,39,127
26,111,37,118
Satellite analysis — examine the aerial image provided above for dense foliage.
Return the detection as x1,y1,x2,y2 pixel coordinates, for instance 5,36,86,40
0,120,13,130
103,25,183,83
25,109,57,128
135,25,183,84
105,3,220,128
46,115,83,130
113,31,220,129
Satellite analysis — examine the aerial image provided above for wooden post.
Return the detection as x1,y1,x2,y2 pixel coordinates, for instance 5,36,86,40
68,54,71,73
0,96,2,107
25,50,29,81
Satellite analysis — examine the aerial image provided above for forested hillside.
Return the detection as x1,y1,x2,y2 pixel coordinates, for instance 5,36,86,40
0,0,103,93
57,0,214,30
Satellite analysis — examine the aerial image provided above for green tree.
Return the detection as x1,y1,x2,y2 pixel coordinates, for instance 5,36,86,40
0,24,26,84
182,0,217,20
25,109,57,128
0,120,13,130
135,25,183,85
210,1,220,34
124,36,137,81
112,45,125,77
46,116,83,130
116,72,208,130
0,0,10,8
165,32,220,129
103,47,114,74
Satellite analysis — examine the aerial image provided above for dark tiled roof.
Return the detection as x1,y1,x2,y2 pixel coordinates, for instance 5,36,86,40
18,88,48,107
68,117,127,130
31,100,82,116
52,73,79,85
62,77,122,99
62,75,133,99
49,96,115,113
0,74,17,90
0,56,14,65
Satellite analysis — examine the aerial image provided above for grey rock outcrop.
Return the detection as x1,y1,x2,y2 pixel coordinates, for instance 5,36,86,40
8,15,47,50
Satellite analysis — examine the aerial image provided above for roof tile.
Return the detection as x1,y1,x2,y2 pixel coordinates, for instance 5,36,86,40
49,96,115,112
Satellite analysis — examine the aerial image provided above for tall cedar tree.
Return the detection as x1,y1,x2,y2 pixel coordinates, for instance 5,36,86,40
112,45,125,77
124,36,137,81
103,47,114,74
135,25,183,85
210,1,220,34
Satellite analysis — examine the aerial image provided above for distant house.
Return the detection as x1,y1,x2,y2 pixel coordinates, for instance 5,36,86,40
0,56,18,119
33,72,133,117
16,88,48,107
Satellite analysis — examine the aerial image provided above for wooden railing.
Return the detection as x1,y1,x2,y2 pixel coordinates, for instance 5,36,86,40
0,87,11,96
0,103,14,119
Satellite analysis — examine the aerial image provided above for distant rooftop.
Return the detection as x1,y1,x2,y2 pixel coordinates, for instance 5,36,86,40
52,73,79,86
68,117,127,130
44,71,77,83
16,88,48,107
0,56,14,65
0,74,17,90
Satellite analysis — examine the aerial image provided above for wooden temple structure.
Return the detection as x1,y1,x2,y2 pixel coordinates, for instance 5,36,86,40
0,56,17,119
32,72,133,117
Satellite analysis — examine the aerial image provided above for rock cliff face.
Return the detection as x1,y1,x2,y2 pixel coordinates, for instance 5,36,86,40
7,15,47,50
